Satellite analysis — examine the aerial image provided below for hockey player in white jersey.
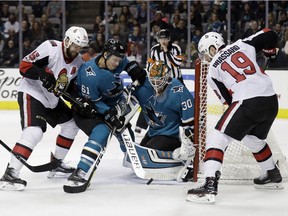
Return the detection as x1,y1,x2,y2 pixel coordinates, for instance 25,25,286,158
0,26,89,190
187,29,283,204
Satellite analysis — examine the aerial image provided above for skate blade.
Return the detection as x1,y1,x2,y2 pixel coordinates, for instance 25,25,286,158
254,182,284,190
0,181,25,191
47,171,72,179
186,194,216,204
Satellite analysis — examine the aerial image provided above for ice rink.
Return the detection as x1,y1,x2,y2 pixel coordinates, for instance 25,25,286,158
0,110,287,216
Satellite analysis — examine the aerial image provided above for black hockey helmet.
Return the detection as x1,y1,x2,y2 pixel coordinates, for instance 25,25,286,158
103,38,126,59
157,29,170,39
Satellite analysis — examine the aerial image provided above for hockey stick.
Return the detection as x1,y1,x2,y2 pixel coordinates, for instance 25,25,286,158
0,140,59,172
56,89,85,108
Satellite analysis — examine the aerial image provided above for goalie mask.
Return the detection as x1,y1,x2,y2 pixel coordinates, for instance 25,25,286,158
198,32,225,62
148,60,171,94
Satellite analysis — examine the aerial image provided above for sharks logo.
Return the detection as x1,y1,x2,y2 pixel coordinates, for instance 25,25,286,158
105,74,123,97
172,85,183,93
85,66,96,76
143,102,166,127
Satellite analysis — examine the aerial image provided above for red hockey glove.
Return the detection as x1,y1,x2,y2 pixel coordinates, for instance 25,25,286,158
262,48,279,62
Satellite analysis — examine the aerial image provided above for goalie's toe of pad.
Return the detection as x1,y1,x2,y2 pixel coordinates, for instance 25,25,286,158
186,194,216,204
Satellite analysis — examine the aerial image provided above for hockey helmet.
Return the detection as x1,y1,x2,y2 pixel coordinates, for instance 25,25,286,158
198,32,225,61
148,60,171,93
157,29,171,40
64,26,89,48
103,38,126,59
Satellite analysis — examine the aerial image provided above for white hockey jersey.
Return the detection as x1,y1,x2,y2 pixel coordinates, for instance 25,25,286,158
208,33,275,104
18,40,84,108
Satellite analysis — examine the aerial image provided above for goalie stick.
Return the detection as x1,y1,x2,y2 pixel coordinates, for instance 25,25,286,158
0,140,59,172
121,127,146,179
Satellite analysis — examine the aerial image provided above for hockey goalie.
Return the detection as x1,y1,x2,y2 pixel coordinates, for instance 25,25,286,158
119,60,196,182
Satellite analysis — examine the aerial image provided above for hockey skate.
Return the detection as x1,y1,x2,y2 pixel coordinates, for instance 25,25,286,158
0,165,27,191
47,154,75,178
65,168,87,187
254,166,283,190
186,171,221,204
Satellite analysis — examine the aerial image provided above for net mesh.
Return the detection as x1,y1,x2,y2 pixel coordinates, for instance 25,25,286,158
194,60,288,184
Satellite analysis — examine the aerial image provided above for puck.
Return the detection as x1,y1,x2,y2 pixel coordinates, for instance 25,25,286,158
147,178,153,185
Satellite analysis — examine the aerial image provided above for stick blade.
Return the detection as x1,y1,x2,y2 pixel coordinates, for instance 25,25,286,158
63,182,90,193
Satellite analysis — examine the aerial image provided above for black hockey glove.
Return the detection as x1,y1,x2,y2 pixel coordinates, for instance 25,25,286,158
73,98,97,118
125,61,146,85
262,48,279,63
38,68,56,92
104,108,125,130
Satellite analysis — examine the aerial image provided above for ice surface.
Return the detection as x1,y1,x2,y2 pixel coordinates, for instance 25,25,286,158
0,110,287,216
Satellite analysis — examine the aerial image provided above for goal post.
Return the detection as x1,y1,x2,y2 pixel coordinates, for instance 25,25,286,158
193,59,288,184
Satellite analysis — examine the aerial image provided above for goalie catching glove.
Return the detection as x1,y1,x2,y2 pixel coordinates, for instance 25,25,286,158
173,128,195,162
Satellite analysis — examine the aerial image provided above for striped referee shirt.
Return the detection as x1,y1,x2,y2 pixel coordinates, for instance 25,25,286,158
147,43,183,80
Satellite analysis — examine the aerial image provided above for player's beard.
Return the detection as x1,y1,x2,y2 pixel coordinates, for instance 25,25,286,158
66,48,78,59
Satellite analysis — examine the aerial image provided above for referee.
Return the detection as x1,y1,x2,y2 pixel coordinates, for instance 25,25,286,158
135,29,184,134
147,29,184,83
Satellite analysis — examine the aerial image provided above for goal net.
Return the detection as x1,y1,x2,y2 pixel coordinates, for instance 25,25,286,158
193,59,288,184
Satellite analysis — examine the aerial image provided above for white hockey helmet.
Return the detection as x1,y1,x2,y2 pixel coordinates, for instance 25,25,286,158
148,60,171,93
64,26,89,48
198,32,225,61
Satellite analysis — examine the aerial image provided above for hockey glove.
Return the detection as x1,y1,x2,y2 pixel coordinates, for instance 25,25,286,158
104,108,125,130
73,98,97,118
262,48,279,63
173,128,195,162
125,61,146,85
38,68,56,92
